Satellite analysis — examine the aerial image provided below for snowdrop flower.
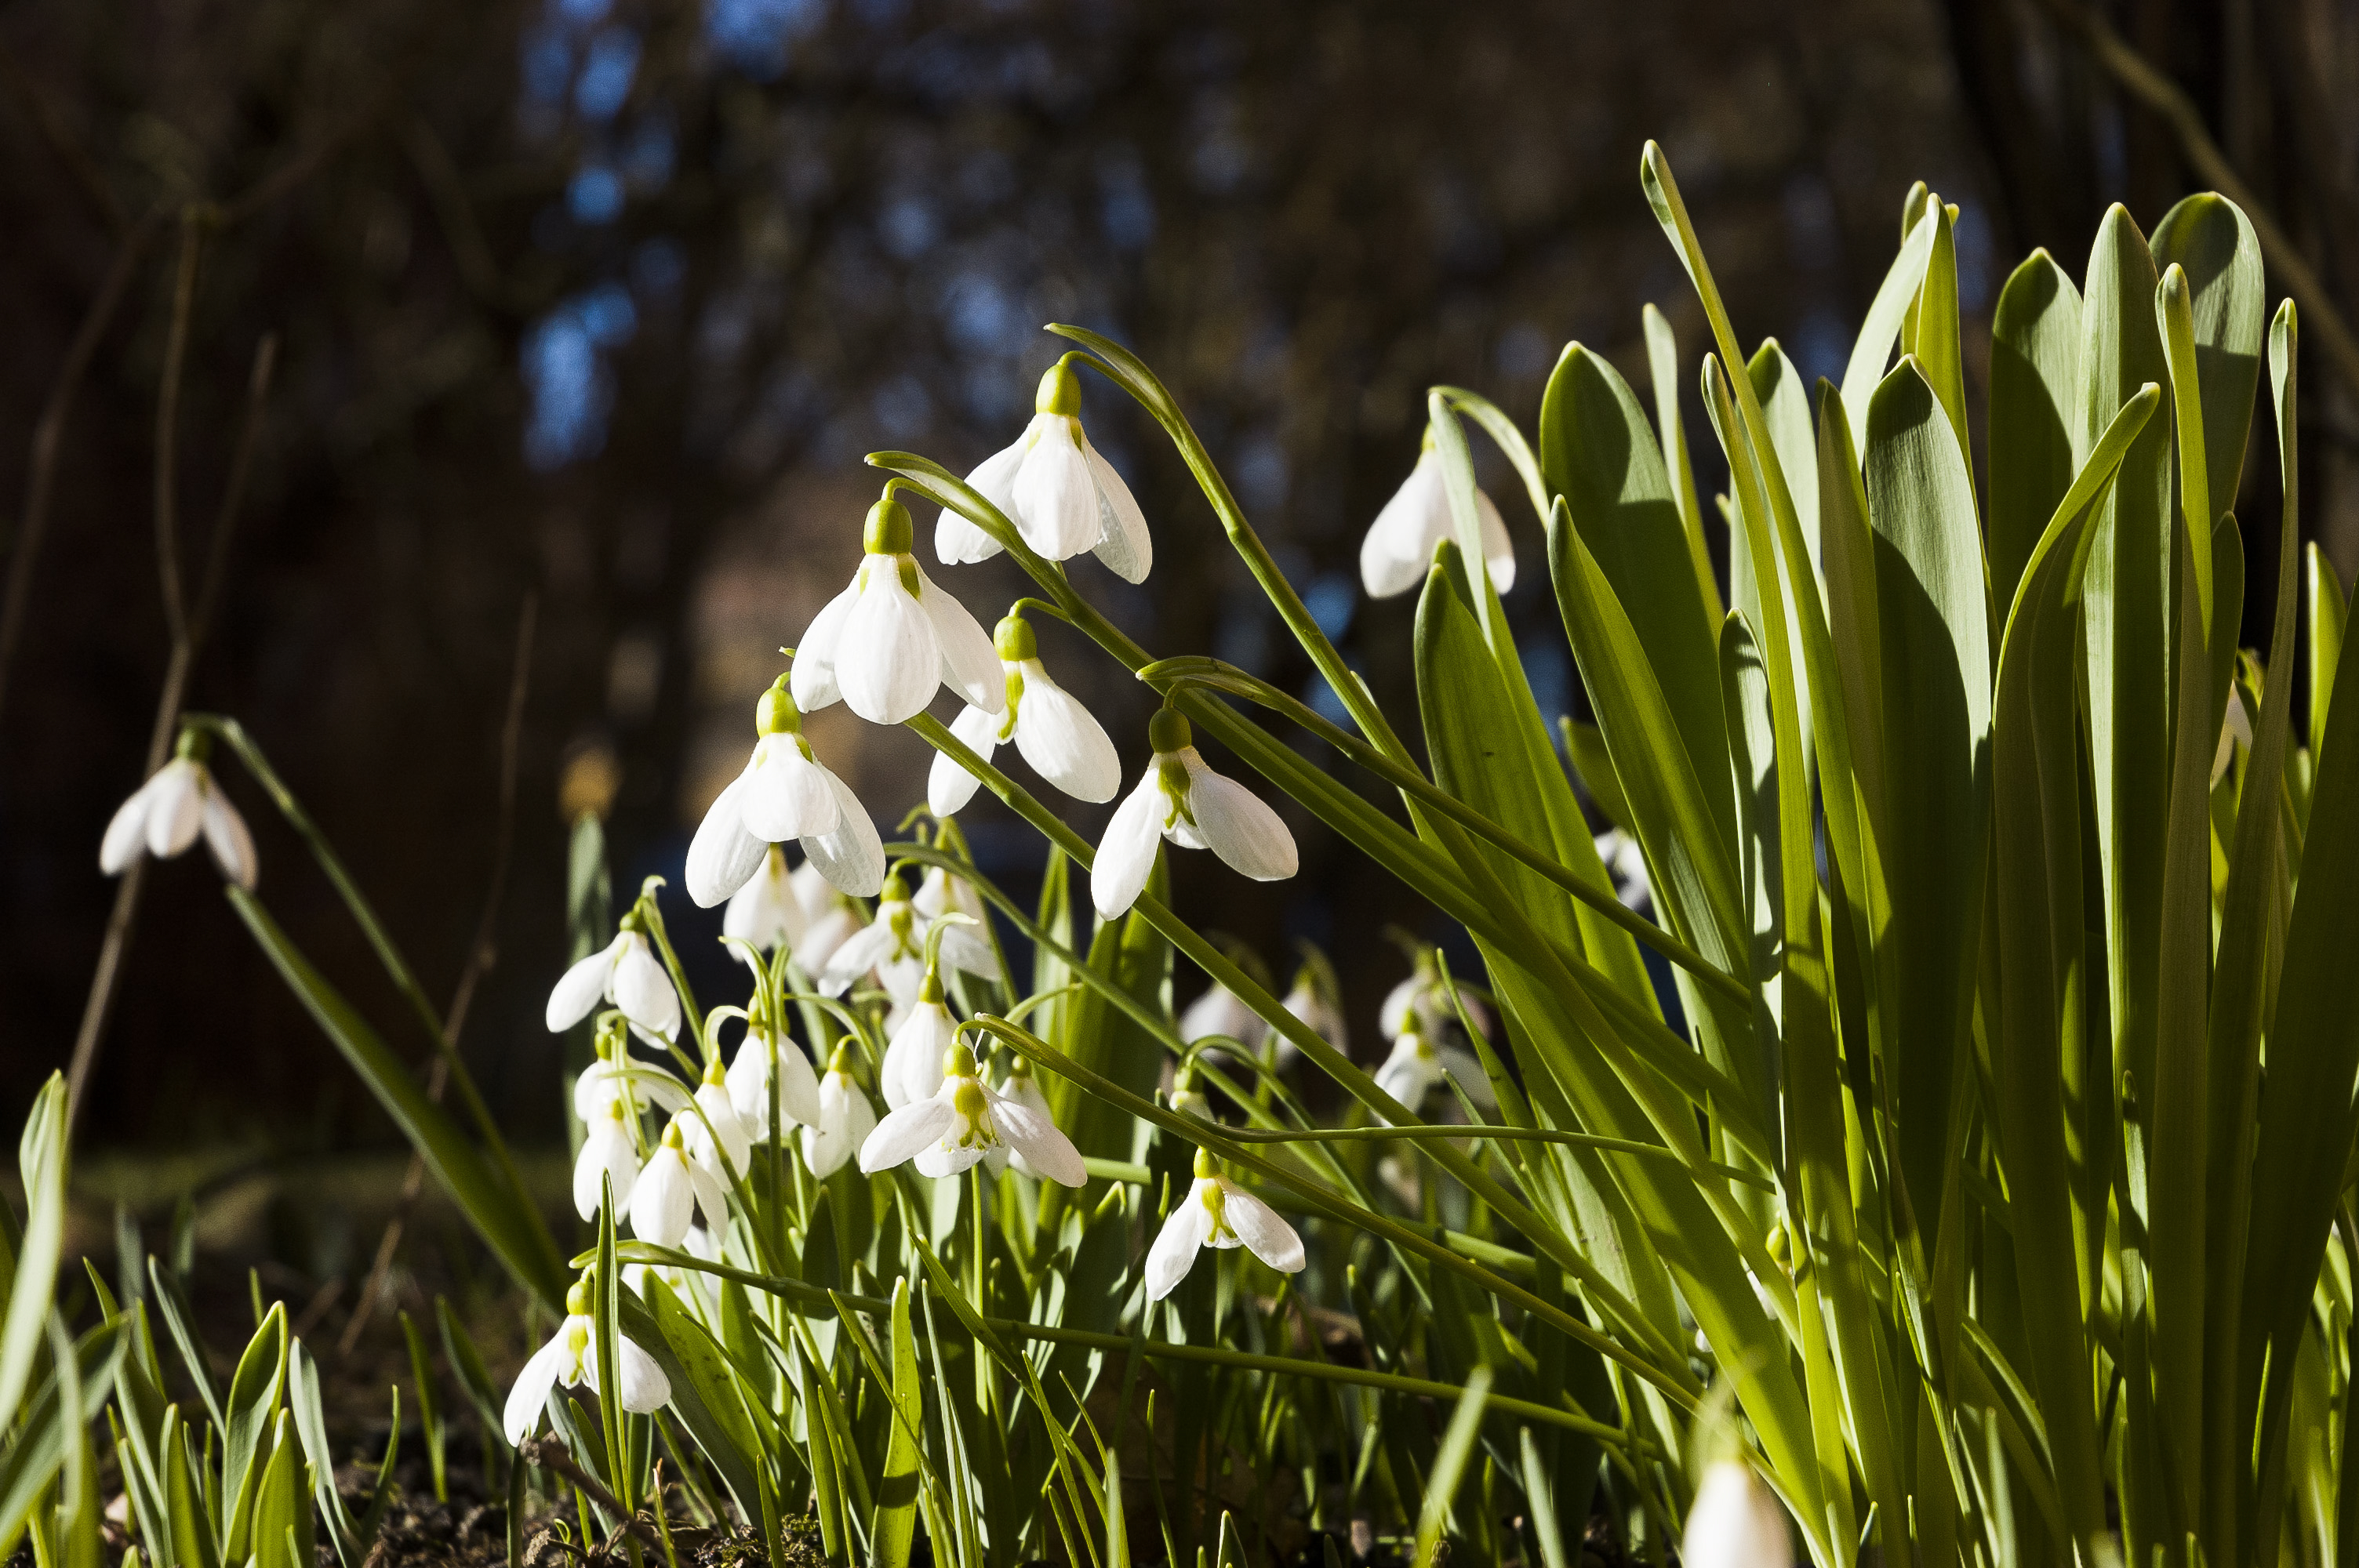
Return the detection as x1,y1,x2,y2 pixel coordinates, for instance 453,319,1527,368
990,1058,1060,1178
723,846,808,954
547,919,681,1043
1169,1064,1213,1123
794,493,1003,727
1180,981,1267,1054
1681,1460,1792,1568
1358,427,1515,601
938,359,1152,582
1278,946,1347,1062
802,1045,878,1179
1594,829,1652,913
793,876,864,978
2212,686,2252,785
685,1054,754,1180
913,862,988,924
1145,1149,1306,1301
821,875,996,1004
503,1276,671,1445
859,1040,1087,1185
572,1101,640,1221
1372,1028,1496,1120
725,1019,821,1137
1092,710,1298,920
929,615,1121,815
881,975,958,1109
631,1115,730,1248
100,735,257,891
1377,951,1492,1046
689,677,885,904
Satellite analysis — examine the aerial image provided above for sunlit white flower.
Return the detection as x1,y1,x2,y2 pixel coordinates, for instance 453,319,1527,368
802,1045,878,1179
1378,952,1493,1044
1092,710,1297,920
792,870,864,978
725,1022,822,1136
2212,686,2252,785
1180,981,1267,1054
689,677,885,904
794,493,1003,727
1145,1149,1306,1300
1169,1064,1213,1123
859,1040,1086,1185
631,1115,731,1247
881,981,958,1109
1372,1029,1494,1117
685,1057,754,1179
1681,1460,1793,1568
1359,430,1514,601
929,615,1121,815
723,846,808,954
990,1059,1060,1178
547,923,681,1043
821,874,996,1004
503,1276,671,1445
100,741,257,891
1278,946,1346,1064
572,1101,640,1221
572,1049,693,1124
1594,828,1651,913
937,360,1152,582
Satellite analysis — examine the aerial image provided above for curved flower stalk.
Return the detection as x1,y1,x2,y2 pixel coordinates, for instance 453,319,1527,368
632,1114,731,1247
503,1275,671,1445
929,613,1121,815
1092,708,1297,920
794,492,1003,726
938,358,1151,582
859,1038,1085,1184
689,675,885,903
1146,1149,1306,1300
1681,1461,1793,1568
548,916,682,1043
803,1044,878,1178
821,875,995,1005
1359,426,1514,600
100,731,258,890
722,845,809,953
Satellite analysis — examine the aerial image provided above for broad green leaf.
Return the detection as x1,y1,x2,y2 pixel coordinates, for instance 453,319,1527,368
246,1414,304,1568
286,1341,359,1566
2150,194,2266,531
219,1302,287,1563
871,1279,921,1568
1743,342,1824,781
1642,303,1724,622
1840,191,1943,438
0,1075,66,1436
642,1275,765,1512
1412,1365,1491,1568
1988,250,2085,612
1910,197,1973,495
0,1321,126,1560
2156,264,2218,641
1558,717,1634,834
2308,544,2346,756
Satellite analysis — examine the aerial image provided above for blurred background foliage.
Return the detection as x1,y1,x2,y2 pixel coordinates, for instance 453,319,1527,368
3,0,2355,1165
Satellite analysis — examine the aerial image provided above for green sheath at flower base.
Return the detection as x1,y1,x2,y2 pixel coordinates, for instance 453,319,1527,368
994,614,1038,662
755,678,804,736
863,493,916,555
1034,359,1084,418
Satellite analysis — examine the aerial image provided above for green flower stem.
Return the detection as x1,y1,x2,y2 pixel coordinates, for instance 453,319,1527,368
605,1242,1645,1454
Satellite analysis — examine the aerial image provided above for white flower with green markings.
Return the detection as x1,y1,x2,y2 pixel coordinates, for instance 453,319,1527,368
1358,427,1514,601
881,977,958,1110
1146,1149,1305,1300
859,1039,1085,1184
794,493,1004,726
723,845,808,953
725,1020,822,1136
938,360,1151,582
547,920,681,1044
929,614,1121,815
821,875,995,1005
100,735,257,891
802,1044,878,1180
572,1100,640,1222
689,677,885,903
1091,709,1296,920
631,1113,730,1247
503,1276,671,1445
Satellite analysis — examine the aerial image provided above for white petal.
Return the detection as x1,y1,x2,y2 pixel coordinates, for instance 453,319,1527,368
694,1082,753,1173
772,1039,823,1127
929,705,1001,817
1081,436,1153,583
1012,664,1121,802
722,851,806,950
687,1156,732,1231
987,1087,1085,1186
804,1072,874,1178
1360,453,1448,600
1090,774,1167,920
792,905,860,975
1181,985,1265,1047
144,760,205,858
800,768,885,897
573,1124,639,1221
914,1139,988,1178
1681,1461,1794,1568
933,922,1000,980
99,783,152,874
939,441,1024,564
820,921,896,996
860,1098,957,1174
916,566,1005,713
200,790,258,891
547,938,623,1032
503,1334,572,1445
1146,1190,1215,1301
611,1339,672,1415
1219,1181,1306,1272
2213,688,2252,785
1009,416,1101,558
688,771,770,909
1001,1076,1059,1178
791,583,858,712
1475,486,1516,594
838,564,940,724
1378,978,1420,1040
609,936,681,1042
629,1150,696,1247
741,736,841,844
1180,762,1297,882
915,865,987,922
883,1003,957,1110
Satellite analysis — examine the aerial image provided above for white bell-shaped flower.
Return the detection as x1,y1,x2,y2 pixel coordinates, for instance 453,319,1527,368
100,739,258,891
725,1022,822,1136
1372,1028,1496,1119
991,1060,1061,1178
794,493,1004,727
1092,709,1297,920
1680,1460,1793,1568
859,1040,1086,1185
686,1057,754,1179
793,880,863,978
881,978,958,1109
572,1100,641,1221
631,1116,730,1247
689,677,885,904
1378,951,1493,1044
547,923,682,1043
1180,980,1267,1054
938,360,1151,583
1279,946,1346,1060
1146,1149,1306,1301
1593,828,1652,913
929,615,1121,815
572,1048,694,1124
1358,430,1515,601
723,846,808,954
802,1045,878,1179
503,1276,671,1444
821,875,995,1005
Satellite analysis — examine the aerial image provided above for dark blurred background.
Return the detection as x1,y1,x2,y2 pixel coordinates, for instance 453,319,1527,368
5,0,2355,1162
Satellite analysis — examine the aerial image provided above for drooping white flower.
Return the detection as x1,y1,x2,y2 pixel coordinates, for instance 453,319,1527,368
1680,1460,1793,1568
723,846,808,955
572,1100,641,1221
990,1058,1060,1178
1594,828,1652,913
821,874,996,1004
1092,710,1297,920
1378,952,1493,1044
2212,686,2252,785
794,493,1004,727
1278,946,1346,1062
99,742,258,891
859,1040,1086,1185
802,1044,878,1179
881,981,958,1109
547,924,682,1043
1145,1149,1306,1301
1180,981,1267,1054
1358,430,1515,601
937,360,1152,583
913,862,988,924
929,615,1122,815
631,1116,731,1247
1372,1029,1496,1119
725,1022,822,1136
793,880,863,978
503,1276,671,1445
688,677,885,904
685,1057,754,1180
572,1051,694,1124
